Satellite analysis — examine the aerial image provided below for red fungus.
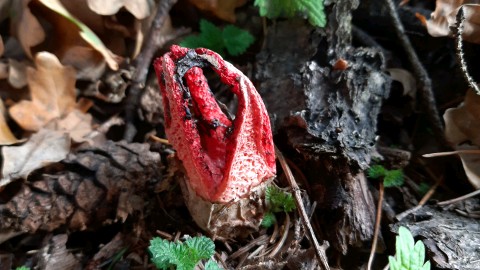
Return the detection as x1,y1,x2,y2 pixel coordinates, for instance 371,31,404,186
154,45,276,203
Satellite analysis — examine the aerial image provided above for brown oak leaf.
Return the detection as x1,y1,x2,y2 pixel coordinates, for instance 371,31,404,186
87,0,154,19
9,52,76,131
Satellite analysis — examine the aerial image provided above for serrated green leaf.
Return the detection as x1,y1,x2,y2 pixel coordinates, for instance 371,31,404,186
388,256,399,270
185,235,215,260
390,227,430,270
367,165,387,179
384,169,404,187
265,186,296,213
254,0,326,27
205,259,222,270
223,25,255,56
149,238,174,269
412,241,426,269
261,211,277,228
199,20,224,53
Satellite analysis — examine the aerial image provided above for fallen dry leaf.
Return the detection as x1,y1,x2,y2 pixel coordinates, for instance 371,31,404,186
0,129,70,188
7,59,29,89
9,52,76,131
0,99,20,145
444,90,480,188
11,0,46,58
189,0,247,22
0,35,4,56
38,0,122,70
422,0,480,44
46,109,93,143
87,0,154,19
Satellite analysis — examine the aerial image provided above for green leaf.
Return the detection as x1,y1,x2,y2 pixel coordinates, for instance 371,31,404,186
223,25,255,56
261,211,277,228
204,259,222,270
149,236,216,270
254,0,326,27
383,169,404,187
15,267,30,270
148,238,174,269
185,235,215,261
180,19,254,57
265,186,296,213
367,165,387,179
389,227,430,270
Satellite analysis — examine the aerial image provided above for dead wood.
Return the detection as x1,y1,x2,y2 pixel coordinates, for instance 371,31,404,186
255,0,390,255
0,141,161,241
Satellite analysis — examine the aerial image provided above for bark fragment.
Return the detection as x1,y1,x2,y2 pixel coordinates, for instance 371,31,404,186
255,1,390,254
0,141,161,241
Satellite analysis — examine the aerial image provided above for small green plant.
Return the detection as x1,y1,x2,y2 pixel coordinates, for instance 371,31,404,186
261,185,296,227
15,267,30,270
389,226,430,270
148,235,220,270
367,165,404,187
254,0,326,27
180,19,255,57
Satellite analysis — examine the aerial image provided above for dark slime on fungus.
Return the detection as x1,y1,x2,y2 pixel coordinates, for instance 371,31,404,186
154,45,276,205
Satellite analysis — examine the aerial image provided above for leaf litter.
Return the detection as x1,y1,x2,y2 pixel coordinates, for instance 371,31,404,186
0,0,480,269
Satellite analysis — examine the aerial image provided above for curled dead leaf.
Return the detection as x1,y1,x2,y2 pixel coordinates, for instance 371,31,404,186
444,90,480,188
0,99,20,145
87,0,154,19
0,129,70,188
423,0,480,44
9,52,76,131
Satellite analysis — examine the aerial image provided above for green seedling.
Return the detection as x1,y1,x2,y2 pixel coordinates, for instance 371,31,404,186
367,165,404,187
148,235,220,270
389,226,430,270
180,20,255,57
254,0,326,27
261,185,296,228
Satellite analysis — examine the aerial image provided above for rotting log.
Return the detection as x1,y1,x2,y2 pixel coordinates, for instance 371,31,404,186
255,0,390,254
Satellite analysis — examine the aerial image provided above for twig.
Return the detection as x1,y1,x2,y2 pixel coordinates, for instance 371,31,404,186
455,6,480,95
395,180,439,221
123,0,179,142
423,149,480,158
268,214,290,258
367,182,384,270
437,189,480,206
384,0,446,145
275,146,330,270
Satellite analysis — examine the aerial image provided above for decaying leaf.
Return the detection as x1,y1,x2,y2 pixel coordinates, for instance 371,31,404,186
0,129,70,188
9,52,76,131
45,109,93,143
0,99,20,145
11,0,46,58
421,0,480,44
38,0,121,70
444,90,480,188
189,0,248,22
87,0,154,19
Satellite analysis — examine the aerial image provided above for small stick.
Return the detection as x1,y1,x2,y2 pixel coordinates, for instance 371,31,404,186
275,146,330,270
267,214,290,258
367,182,384,270
454,6,480,95
124,0,179,142
423,149,480,158
437,189,480,206
384,0,446,145
395,181,439,221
